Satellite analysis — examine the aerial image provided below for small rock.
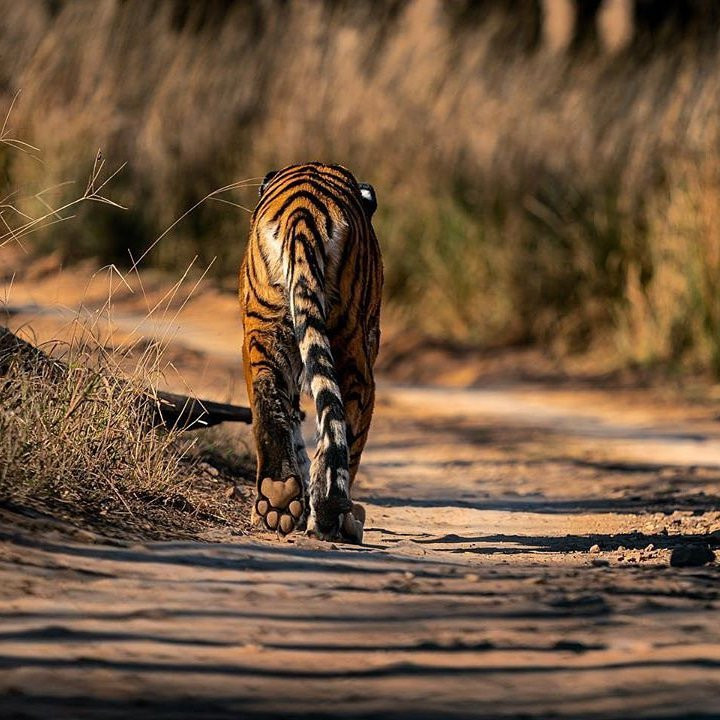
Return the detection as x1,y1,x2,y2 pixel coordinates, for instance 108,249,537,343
617,546,626,552
464,573,479,582
644,544,654,552
670,543,716,568
589,544,601,554
591,558,610,567
223,485,237,499
201,463,220,477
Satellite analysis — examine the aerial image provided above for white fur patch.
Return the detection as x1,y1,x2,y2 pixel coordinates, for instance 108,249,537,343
328,419,347,447
335,467,350,495
326,218,348,268
260,223,284,283
324,467,349,496
310,373,339,398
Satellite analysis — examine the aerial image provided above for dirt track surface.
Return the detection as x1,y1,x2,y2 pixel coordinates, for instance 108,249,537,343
2,265,720,718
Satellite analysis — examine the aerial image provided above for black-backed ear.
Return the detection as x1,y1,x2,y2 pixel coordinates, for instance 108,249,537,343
358,182,377,217
259,170,278,197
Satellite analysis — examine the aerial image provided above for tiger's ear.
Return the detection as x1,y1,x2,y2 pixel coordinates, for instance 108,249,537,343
259,170,278,197
358,183,377,217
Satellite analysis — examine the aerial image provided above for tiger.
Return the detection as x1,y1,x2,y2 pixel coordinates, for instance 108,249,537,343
239,162,383,543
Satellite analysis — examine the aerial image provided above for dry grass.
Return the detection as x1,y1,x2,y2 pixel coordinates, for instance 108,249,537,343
3,1,720,374
0,330,254,540
1,339,183,510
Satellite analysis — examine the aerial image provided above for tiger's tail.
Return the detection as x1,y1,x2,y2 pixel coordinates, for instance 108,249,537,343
286,220,351,533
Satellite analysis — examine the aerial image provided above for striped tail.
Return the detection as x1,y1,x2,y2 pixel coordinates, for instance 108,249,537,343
286,223,351,533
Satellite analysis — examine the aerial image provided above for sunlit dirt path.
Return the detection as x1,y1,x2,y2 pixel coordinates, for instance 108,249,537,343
1,274,720,718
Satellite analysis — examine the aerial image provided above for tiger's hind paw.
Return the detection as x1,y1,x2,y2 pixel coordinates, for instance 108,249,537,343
252,476,305,537
341,502,366,544
307,501,365,545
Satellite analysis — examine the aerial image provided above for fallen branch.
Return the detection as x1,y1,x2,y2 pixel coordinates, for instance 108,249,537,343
148,389,251,429
0,326,251,430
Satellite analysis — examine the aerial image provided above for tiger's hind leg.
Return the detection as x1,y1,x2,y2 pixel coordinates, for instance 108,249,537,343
306,424,352,540
306,345,376,544
244,331,305,537
337,362,376,544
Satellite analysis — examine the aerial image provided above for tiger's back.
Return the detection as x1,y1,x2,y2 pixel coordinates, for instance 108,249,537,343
239,162,382,542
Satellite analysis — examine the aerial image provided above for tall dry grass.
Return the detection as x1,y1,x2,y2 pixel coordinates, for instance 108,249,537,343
3,0,720,372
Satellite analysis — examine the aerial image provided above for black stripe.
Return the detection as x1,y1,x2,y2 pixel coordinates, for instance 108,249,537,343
304,364,336,383
245,309,294,330
293,313,327,337
249,285,285,313
262,179,340,220
270,189,334,237
305,342,334,370
287,209,327,263
294,282,326,319
314,389,345,434
258,175,360,226
250,361,288,393
267,165,356,198
249,336,294,374
293,232,325,288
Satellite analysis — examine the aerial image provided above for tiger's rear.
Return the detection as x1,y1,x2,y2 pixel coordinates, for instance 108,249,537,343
239,163,383,542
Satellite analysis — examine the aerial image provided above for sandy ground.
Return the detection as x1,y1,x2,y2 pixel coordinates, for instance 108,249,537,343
1,260,719,718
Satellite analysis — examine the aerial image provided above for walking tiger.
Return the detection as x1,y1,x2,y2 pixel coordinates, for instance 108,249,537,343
239,163,383,543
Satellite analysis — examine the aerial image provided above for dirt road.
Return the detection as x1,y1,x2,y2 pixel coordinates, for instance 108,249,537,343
1,270,720,718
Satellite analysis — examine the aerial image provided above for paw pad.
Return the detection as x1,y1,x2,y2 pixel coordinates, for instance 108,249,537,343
254,475,304,537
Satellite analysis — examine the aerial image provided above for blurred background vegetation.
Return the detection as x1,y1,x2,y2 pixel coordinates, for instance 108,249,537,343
3,0,720,374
